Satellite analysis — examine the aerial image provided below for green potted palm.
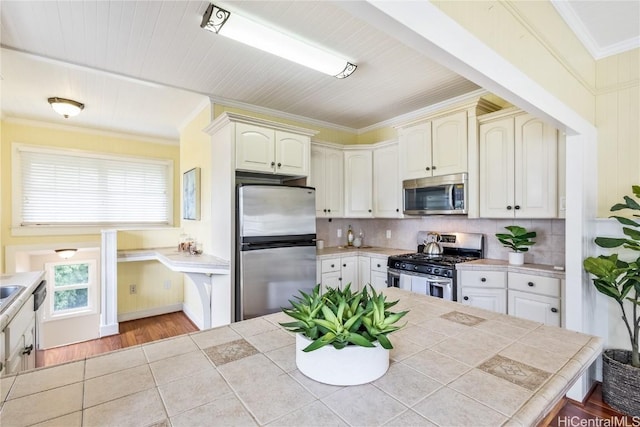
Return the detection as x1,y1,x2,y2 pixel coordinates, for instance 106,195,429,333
495,225,537,265
281,284,408,386
583,185,640,416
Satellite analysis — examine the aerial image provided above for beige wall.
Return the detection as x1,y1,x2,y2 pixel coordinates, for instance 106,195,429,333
596,49,640,215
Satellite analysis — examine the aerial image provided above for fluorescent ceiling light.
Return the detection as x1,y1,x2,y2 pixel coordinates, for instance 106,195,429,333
200,3,356,79
47,97,84,118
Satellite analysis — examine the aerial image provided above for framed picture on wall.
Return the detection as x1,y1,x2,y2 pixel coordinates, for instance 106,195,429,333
182,167,201,220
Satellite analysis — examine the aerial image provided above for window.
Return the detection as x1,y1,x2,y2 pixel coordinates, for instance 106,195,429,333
13,144,173,228
45,259,98,318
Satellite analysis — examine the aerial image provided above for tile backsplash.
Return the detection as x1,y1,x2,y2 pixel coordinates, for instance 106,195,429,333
316,217,566,267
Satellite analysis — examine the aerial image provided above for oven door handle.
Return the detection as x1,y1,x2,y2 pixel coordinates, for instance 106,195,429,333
447,184,455,210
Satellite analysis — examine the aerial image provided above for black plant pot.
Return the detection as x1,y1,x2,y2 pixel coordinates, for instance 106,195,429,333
602,349,640,416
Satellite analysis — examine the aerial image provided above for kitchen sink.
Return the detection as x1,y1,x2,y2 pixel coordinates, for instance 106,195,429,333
0,285,26,313
337,245,373,249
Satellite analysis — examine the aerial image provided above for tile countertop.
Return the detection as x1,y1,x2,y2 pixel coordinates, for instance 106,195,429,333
457,259,566,279
0,271,45,331
316,246,409,259
0,288,601,427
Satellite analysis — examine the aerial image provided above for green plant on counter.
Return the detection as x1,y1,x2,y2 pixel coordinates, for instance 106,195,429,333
495,225,537,252
584,185,640,368
280,284,408,352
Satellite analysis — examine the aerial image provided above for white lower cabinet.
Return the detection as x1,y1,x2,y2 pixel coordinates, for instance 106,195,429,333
458,270,507,314
358,256,371,291
507,272,561,327
4,295,36,375
461,288,507,313
370,256,388,291
320,256,357,292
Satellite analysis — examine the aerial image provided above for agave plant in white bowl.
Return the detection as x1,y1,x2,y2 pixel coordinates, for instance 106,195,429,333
280,284,408,386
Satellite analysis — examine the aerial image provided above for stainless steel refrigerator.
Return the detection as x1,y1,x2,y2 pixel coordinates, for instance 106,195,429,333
236,184,317,321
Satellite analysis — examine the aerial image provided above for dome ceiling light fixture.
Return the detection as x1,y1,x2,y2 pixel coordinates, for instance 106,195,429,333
47,97,84,118
200,3,356,79
55,248,78,259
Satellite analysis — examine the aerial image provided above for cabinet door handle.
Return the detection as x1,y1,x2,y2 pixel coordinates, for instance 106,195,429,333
277,162,282,168
343,264,347,267
327,209,331,213
323,209,327,213
377,264,381,268
551,307,558,313
368,209,372,213
396,208,399,212
515,205,521,210
481,277,486,282
22,344,34,355
270,161,275,167
507,205,513,210
331,264,335,268
425,167,431,171
432,165,436,170
528,282,535,287
463,296,469,301
339,277,342,281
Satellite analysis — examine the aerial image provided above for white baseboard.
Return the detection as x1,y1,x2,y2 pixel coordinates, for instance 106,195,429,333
182,303,204,330
100,323,120,337
117,304,183,322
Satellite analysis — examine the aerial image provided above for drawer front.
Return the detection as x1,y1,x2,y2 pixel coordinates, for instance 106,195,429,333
459,270,507,288
321,258,341,273
508,272,560,297
370,257,388,273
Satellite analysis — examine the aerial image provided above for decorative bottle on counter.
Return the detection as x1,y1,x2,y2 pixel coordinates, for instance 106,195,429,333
347,225,354,246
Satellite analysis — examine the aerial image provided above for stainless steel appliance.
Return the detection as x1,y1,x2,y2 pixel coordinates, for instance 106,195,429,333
33,280,47,366
387,231,483,300
403,173,468,215
236,184,317,321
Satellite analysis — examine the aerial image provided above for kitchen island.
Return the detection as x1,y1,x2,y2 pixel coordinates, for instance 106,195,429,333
0,288,602,426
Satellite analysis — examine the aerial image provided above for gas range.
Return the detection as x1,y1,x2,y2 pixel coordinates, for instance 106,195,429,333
387,231,484,301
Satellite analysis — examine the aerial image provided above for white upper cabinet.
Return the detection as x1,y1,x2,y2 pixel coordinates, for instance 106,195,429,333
373,143,402,218
399,110,467,180
479,110,558,218
431,110,468,176
275,131,309,176
310,144,344,217
235,123,276,174
235,123,310,176
344,150,373,218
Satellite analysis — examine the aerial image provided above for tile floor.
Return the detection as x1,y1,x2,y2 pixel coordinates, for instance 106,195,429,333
0,288,602,427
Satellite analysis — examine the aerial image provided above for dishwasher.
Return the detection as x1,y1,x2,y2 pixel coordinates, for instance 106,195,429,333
33,280,47,366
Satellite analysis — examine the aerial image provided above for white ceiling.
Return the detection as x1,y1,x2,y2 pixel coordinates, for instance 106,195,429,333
1,1,638,142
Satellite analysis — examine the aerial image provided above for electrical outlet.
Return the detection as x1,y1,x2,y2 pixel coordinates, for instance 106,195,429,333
164,280,171,290
337,229,342,238
386,230,391,239
129,284,137,294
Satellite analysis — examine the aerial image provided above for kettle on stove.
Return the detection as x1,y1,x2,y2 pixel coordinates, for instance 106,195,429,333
422,232,443,256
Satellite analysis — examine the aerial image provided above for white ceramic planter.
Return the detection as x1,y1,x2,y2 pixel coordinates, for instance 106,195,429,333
295,334,389,386
509,252,525,265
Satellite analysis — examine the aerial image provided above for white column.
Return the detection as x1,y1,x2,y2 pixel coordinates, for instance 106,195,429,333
100,230,119,336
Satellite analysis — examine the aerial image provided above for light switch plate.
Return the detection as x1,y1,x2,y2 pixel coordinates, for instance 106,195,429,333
337,229,342,238
386,230,391,239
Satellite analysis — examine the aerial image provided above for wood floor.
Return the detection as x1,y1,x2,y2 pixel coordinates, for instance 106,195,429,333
39,313,631,425
37,311,199,368
540,383,633,426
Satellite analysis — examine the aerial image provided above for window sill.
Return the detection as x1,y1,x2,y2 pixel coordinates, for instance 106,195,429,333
12,224,174,237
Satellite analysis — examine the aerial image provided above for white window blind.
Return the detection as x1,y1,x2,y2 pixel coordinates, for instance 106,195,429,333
20,147,171,226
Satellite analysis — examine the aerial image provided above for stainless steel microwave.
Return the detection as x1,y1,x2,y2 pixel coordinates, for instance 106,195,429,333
403,173,468,215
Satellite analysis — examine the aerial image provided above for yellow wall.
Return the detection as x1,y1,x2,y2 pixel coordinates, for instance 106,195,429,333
1,121,181,257
179,104,213,325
